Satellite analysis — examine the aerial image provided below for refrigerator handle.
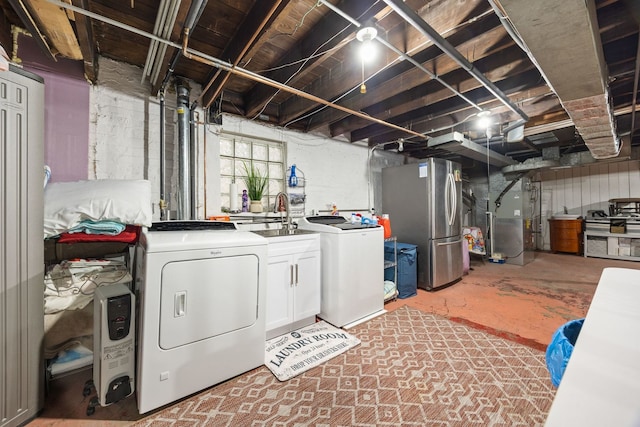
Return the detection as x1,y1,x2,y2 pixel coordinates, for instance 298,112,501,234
447,173,456,226
437,238,463,247
451,173,457,225
445,173,451,225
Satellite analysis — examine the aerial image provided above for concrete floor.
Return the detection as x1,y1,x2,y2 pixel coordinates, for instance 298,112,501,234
28,251,637,426
386,251,635,350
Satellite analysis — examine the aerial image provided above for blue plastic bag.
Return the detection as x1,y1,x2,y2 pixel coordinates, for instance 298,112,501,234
545,318,584,387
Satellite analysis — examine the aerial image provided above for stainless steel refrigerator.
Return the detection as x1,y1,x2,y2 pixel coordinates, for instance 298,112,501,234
382,159,463,290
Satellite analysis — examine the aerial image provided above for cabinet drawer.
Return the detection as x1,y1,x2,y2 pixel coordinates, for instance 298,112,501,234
554,228,581,241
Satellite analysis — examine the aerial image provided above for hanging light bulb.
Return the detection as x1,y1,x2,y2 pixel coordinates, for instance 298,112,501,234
356,25,377,94
476,110,491,129
356,26,378,62
398,138,404,152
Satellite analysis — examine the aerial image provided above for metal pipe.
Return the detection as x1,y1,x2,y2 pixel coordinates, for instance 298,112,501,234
141,0,169,82
180,30,429,140
630,34,640,144
159,51,181,94
189,104,197,218
159,91,167,220
184,0,207,32
45,0,429,141
176,80,191,220
150,0,181,86
382,0,529,122
317,0,482,112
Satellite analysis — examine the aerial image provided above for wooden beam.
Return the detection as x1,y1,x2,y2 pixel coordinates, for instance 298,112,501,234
200,0,287,109
279,2,498,129
24,0,81,59
329,44,529,137
242,0,388,118
6,0,55,60
364,69,550,145
70,0,96,82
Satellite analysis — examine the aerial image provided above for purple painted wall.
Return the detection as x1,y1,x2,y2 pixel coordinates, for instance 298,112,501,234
18,33,89,183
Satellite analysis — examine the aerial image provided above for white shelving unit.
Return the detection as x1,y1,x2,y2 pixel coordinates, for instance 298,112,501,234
384,236,398,302
584,212,640,261
584,230,640,261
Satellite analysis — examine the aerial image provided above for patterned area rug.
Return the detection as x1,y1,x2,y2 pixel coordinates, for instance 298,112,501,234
134,306,556,426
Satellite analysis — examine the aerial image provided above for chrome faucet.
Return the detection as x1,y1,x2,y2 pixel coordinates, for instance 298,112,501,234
274,192,291,230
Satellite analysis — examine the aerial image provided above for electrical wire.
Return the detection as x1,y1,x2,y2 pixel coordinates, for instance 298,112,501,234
250,18,353,121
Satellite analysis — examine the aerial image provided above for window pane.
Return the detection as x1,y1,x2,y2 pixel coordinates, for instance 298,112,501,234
220,157,234,175
269,145,282,162
220,176,232,193
253,143,268,161
235,159,248,178
236,140,251,158
269,163,283,180
220,138,234,156
253,161,268,178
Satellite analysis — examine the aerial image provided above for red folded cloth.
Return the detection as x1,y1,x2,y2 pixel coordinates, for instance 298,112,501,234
57,225,140,244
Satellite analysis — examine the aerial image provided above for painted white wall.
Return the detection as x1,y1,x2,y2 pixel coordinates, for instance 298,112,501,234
539,160,640,249
89,57,404,222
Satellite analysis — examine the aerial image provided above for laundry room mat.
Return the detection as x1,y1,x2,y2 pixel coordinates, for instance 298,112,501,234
264,321,360,381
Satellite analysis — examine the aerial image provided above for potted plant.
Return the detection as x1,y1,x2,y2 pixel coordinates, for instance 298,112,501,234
241,162,268,213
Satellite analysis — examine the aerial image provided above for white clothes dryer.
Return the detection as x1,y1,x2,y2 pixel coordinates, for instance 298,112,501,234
135,221,267,414
297,216,385,328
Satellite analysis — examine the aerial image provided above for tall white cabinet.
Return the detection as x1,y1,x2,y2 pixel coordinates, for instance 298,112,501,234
0,66,45,427
265,233,321,340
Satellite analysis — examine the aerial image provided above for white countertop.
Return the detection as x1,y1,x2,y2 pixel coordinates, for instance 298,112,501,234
545,267,640,427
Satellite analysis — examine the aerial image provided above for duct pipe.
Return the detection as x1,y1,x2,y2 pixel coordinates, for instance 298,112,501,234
159,91,167,220
184,0,207,32
46,0,427,140
189,103,197,218
382,0,529,122
176,80,191,220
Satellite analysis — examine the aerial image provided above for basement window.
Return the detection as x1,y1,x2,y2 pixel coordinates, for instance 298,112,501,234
219,134,284,212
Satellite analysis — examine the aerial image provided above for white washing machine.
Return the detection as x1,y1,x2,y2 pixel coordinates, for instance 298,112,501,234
135,221,267,414
297,216,385,328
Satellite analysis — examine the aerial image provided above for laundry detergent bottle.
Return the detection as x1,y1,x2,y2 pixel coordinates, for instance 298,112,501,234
288,164,298,187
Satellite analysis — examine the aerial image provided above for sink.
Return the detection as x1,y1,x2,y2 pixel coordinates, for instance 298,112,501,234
252,228,317,238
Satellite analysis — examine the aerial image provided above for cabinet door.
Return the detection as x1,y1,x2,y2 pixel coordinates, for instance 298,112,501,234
293,250,321,322
265,254,294,331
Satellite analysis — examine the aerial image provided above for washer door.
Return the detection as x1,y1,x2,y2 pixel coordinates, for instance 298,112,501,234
159,254,259,350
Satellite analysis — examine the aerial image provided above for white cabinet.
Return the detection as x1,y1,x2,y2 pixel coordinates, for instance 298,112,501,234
265,234,321,339
584,219,640,261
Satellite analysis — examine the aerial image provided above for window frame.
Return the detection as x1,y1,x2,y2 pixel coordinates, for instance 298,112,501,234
219,133,285,213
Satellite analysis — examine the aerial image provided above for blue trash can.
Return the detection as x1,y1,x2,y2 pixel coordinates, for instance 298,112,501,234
545,318,584,387
384,242,418,299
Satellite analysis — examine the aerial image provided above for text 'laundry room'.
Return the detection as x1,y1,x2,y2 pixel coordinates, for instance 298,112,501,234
2,1,640,426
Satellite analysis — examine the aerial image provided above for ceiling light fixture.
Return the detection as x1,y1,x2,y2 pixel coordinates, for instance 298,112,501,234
356,26,377,60
356,24,377,94
398,138,404,152
476,110,492,129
